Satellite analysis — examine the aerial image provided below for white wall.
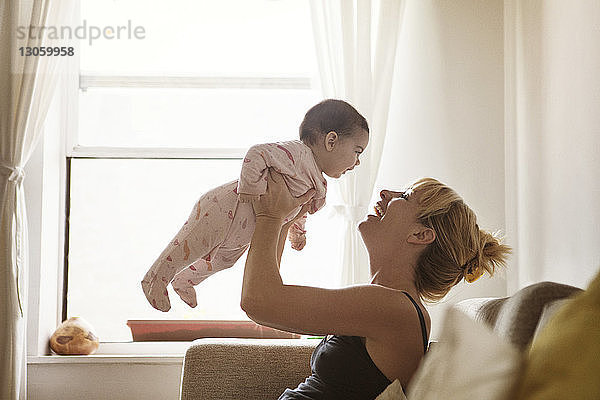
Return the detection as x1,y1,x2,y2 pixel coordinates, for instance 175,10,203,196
376,0,506,338
506,0,600,292
27,358,183,400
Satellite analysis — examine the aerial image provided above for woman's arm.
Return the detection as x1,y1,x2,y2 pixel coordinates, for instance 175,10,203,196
276,208,307,266
240,169,411,337
276,223,290,268
241,170,311,301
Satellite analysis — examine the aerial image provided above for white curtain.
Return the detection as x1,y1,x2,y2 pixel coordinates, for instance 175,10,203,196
309,0,406,285
505,0,600,293
1,1,69,398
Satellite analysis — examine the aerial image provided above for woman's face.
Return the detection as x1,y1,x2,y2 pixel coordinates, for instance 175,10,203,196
358,188,423,253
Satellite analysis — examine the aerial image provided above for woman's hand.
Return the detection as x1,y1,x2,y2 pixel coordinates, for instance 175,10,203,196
242,168,316,315
251,168,316,224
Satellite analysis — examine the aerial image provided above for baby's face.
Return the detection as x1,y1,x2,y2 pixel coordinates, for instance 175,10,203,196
323,128,369,178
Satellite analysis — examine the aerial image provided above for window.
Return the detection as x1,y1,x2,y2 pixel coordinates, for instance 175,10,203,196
65,0,343,342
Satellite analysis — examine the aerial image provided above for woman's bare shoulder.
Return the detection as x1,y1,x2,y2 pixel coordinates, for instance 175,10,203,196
365,286,430,344
364,288,430,384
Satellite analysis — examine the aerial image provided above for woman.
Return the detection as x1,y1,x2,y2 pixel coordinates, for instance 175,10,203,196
241,169,510,399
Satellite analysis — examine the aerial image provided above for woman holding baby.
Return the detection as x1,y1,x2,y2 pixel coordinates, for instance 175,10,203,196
242,167,510,399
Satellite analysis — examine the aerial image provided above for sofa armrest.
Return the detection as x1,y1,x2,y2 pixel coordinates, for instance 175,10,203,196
180,338,318,400
454,281,582,349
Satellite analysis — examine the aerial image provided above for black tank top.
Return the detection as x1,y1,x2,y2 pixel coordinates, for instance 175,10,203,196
279,291,428,400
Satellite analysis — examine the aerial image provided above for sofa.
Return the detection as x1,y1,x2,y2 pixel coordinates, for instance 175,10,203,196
179,281,583,400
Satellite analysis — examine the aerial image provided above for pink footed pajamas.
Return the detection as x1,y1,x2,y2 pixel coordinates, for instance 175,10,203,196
141,140,327,311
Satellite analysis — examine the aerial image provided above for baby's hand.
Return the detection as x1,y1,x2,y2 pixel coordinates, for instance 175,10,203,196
238,193,260,203
290,234,306,251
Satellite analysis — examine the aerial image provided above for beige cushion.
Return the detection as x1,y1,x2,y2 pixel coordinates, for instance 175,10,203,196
407,308,522,400
376,379,407,400
180,338,316,400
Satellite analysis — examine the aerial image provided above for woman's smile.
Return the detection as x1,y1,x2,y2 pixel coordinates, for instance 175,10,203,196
374,202,385,218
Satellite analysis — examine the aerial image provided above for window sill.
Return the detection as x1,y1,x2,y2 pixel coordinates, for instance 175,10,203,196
27,336,313,365
28,354,184,365
28,341,192,364
28,336,315,365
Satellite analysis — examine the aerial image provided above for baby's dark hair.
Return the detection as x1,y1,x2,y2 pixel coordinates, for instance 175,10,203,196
299,99,369,146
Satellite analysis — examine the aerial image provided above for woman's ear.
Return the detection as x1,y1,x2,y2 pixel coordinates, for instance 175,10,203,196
407,226,435,245
324,131,338,151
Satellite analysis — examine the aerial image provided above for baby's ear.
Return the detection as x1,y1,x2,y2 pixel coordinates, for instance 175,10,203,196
324,131,339,151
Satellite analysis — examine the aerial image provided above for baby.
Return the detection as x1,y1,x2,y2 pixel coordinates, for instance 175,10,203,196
141,99,370,312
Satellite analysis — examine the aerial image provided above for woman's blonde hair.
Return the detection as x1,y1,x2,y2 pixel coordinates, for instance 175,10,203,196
409,178,511,302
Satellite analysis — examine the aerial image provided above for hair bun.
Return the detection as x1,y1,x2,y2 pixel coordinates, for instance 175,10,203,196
472,230,511,281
